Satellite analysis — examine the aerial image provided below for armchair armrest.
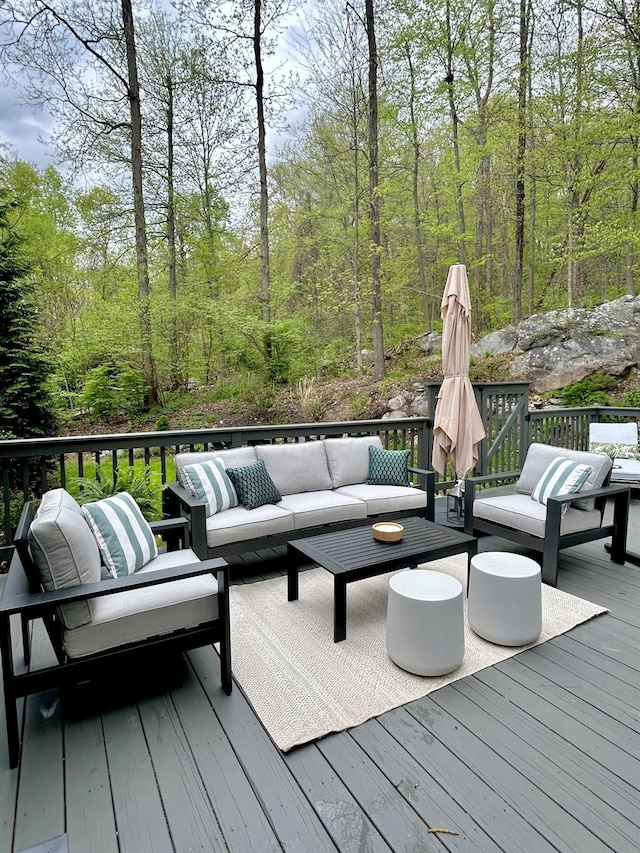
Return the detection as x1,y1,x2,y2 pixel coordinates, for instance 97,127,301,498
163,481,209,559
150,516,190,550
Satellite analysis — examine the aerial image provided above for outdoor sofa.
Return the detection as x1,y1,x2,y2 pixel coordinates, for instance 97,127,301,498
0,488,231,769
463,442,630,586
163,435,436,561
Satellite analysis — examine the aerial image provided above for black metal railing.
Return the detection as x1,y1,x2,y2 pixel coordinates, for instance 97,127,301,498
2,383,639,551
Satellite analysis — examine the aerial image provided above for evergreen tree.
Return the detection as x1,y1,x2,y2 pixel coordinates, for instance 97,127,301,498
0,192,57,439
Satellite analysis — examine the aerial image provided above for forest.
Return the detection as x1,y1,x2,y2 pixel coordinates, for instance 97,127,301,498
1,0,639,438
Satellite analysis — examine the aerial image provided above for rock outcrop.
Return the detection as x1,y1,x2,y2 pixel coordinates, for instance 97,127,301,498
470,295,640,392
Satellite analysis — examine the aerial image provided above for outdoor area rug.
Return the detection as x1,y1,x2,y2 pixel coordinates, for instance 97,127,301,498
229,554,607,751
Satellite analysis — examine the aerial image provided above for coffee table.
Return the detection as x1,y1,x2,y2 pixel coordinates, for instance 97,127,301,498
287,516,478,642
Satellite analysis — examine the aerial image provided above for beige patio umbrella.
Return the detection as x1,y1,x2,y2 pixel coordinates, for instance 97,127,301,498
432,263,486,486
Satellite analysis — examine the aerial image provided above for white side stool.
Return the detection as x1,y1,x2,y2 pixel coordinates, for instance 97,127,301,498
468,552,542,645
386,569,464,676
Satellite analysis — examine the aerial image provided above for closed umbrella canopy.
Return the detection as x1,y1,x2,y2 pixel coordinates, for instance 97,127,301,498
432,263,486,480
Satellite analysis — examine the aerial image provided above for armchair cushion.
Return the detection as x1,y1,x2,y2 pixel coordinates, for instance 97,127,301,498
590,441,640,460
28,488,100,629
514,443,612,511
472,491,602,538
366,445,410,486
226,460,282,510
531,457,592,516
63,548,218,659
83,492,158,578
182,458,238,517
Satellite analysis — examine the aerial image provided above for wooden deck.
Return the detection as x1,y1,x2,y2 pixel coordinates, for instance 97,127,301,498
1,499,639,853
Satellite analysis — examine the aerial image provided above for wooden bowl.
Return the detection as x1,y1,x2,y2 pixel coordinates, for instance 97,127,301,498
372,522,404,543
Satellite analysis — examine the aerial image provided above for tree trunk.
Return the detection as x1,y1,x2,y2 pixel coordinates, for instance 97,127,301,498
165,71,180,389
514,0,530,324
121,0,158,407
254,0,270,327
366,0,385,381
405,43,430,329
445,0,466,267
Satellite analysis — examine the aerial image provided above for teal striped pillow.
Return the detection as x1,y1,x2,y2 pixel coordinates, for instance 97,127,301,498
531,457,593,516
182,459,238,517
82,492,158,577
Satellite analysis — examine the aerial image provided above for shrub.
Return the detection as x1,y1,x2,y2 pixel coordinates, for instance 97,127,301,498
558,373,617,407
71,464,160,520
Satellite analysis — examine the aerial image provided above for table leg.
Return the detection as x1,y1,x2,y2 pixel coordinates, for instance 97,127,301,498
334,576,347,642
287,544,299,601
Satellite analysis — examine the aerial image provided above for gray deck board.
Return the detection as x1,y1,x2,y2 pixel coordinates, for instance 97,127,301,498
1,497,639,851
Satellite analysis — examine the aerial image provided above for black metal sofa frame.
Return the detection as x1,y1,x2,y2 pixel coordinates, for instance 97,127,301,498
0,504,232,769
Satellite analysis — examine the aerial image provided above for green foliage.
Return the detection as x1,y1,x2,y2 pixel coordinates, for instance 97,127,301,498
70,464,160,520
80,364,147,420
558,373,617,407
624,387,640,408
0,190,58,439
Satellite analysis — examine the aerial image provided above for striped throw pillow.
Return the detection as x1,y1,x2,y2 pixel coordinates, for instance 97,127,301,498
531,457,593,516
182,459,238,517
82,492,158,577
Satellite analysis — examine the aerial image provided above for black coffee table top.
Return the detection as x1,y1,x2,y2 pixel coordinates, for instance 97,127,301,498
289,516,477,578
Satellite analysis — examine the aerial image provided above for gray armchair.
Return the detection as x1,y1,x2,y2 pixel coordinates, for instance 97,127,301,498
1,489,231,769
463,443,630,586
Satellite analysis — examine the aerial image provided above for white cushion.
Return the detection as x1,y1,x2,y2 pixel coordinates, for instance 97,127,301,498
205,503,294,548
472,492,602,538
609,458,640,482
82,492,158,577
182,458,238,516
323,436,383,488
531,457,592,516
62,548,218,658
278,491,367,529
515,443,612,510
174,446,257,487
255,442,332,495
28,488,100,629
589,421,638,447
336,483,427,516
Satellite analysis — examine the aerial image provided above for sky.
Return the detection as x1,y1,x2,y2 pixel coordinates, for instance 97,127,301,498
0,1,312,175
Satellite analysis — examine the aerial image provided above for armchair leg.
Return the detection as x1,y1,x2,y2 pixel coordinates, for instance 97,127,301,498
21,613,31,666
0,615,20,768
541,551,558,587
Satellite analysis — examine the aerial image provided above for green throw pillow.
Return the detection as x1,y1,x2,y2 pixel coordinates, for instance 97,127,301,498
366,445,411,486
531,456,592,517
226,460,282,510
82,491,158,577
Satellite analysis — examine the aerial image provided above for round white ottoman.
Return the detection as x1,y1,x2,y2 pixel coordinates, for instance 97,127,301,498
386,569,464,676
468,552,542,645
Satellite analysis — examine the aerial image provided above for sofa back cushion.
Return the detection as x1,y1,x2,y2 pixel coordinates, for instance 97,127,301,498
174,447,258,487
324,436,383,488
28,488,101,629
515,443,612,510
255,441,332,495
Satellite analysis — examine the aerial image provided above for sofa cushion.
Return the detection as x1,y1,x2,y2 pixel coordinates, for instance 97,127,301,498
336,483,427,516
182,458,238,517
531,457,592,516
83,492,158,578
366,445,410,486
62,548,218,659
174,446,257,487
226,460,282,510
324,436,383,488
278,491,367,530
255,441,332,495
28,488,100,629
514,443,612,510
472,492,603,538
205,504,294,548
